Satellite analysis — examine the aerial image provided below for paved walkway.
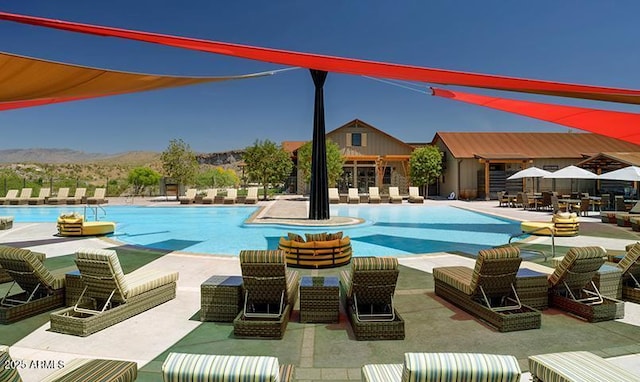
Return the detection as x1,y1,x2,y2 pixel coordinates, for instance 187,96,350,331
1,196,640,381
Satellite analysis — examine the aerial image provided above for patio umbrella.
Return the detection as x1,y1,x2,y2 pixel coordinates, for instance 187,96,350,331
544,165,598,195
598,166,640,181
507,166,552,193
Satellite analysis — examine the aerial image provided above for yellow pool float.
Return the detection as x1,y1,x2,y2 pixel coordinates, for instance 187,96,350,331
57,212,115,236
521,212,579,237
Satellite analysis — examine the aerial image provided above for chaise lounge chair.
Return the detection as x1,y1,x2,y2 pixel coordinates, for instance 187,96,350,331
433,247,541,332
340,257,405,340
162,353,294,382
9,188,32,205
547,246,622,322
328,187,340,204
49,247,178,336
179,188,197,204
408,186,424,203
66,187,86,205
0,189,18,205
27,188,50,205
46,187,69,205
362,352,521,382
529,351,637,382
616,242,640,304
348,188,360,204
233,250,299,339
244,186,258,204
613,200,640,227
224,188,238,204
86,187,108,204
388,186,402,204
0,246,65,324
0,344,138,382
201,188,218,204
368,187,381,204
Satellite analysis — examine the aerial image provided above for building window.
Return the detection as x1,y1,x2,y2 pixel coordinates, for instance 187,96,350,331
351,133,362,146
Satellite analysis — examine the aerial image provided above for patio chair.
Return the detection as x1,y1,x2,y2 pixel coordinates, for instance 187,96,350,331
613,200,640,227
86,187,108,204
0,344,138,382
179,188,197,204
388,186,402,204
368,186,381,203
244,186,258,204
224,188,238,204
497,191,509,207
408,186,424,203
433,247,541,332
9,188,32,205
548,246,622,322
529,351,637,382
328,187,340,204
201,188,218,204
617,242,640,303
521,193,536,210
49,247,178,336
577,197,591,216
162,353,294,382
27,188,50,205
340,257,405,340
66,187,86,205
233,250,299,339
362,352,521,382
46,187,69,205
0,189,18,205
348,188,360,204
0,246,65,324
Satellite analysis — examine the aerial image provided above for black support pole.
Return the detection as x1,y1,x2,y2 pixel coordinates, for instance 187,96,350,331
309,69,330,220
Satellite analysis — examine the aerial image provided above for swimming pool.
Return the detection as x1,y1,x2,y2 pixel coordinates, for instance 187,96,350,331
0,205,523,256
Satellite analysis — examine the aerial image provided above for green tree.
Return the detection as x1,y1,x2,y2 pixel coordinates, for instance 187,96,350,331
160,139,199,195
196,167,239,188
127,167,161,196
409,145,443,197
297,140,344,188
243,139,293,200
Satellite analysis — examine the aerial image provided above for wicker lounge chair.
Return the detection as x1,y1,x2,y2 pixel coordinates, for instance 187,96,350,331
529,351,637,382
408,186,424,203
224,188,238,204
46,187,69,205
617,242,640,303
348,188,360,204
0,216,13,231
66,187,86,205
8,188,32,205
433,247,541,332
340,257,405,340
0,189,18,205
233,250,299,339
86,187,108,204
0,344,138,382
244,186,258,204
613,200,640,226
27,188,50,205
368,187,381,203
388,186,402,204
328,187,340,204
201,188,218,204
362,352,521,382
179,188,197,204
548,246,621,322
49,248,178,336
162,353,294,382
0,246,65,324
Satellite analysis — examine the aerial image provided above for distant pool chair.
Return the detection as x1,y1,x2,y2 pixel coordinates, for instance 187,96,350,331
388,187,402,204
408,186,424,203
244,186,258,204
224,188,238,204
348,188,360,204
179,188,197,204
368,186,381,203
328,187,340,204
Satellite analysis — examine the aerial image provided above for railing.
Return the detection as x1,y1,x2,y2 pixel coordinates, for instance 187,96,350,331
83,205,107,222
508,226,556,261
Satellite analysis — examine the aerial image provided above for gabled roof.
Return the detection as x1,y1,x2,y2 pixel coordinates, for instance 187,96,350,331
328,119,415,150
433,132,640,159
281,141,306,154
577,152,640,168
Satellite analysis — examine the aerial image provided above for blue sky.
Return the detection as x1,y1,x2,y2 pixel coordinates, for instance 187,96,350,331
1,1,640,154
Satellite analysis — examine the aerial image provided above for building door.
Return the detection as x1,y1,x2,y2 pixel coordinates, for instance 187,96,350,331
357,167,376,192
339,167,355,192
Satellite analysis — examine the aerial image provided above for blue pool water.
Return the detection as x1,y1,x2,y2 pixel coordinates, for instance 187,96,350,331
0,205,523,256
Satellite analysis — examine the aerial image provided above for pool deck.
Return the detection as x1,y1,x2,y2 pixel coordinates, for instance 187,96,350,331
1,196,640,381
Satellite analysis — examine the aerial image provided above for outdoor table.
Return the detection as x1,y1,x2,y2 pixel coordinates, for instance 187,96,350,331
200,275,243,322
299,276,340,323
558,198,581,212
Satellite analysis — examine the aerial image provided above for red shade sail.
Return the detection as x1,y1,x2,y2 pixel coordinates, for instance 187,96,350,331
432,87,640,145
3,11,640,105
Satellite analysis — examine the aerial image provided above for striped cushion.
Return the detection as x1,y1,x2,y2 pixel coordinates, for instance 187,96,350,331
340,269,353,297
470,247,520,292
362,364,403,382
125,268,179,298
326,231,344,240
239,250,285,264
432,267,473,295
287,233,305,242
402,352,521,382
0,246,63,290
353,257,398,271
76,248,129,295
0,345,21,382
162,353,280,382
618,242,640,278
548,246,605,287
305,232,327,242
41,358,137,382
529,351,637,382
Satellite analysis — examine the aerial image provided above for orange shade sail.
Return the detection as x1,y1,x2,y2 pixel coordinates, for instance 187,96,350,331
432,87,640,145
3,11,640,105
